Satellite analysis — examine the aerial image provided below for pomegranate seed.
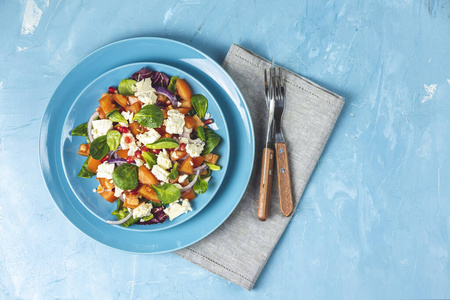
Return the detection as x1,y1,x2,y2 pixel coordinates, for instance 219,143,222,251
135,150,142,159
124,136,132,144
180,143,186,151
204,119,214,125
122,128,129,133
100,155,108,163
127,156,134,164
130,186,139,195
117,126,123,133
141,146,149,152
108,86,117,94
150,149,161,154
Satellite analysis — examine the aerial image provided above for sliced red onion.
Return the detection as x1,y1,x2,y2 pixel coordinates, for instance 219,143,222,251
154,86,178,107
106,210,133,225
193,164,208,173
107,158,137,166
180,170,200,192
107,158,127,166
87,111,99,142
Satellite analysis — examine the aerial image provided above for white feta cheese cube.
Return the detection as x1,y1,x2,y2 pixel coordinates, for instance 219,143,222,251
164,109,185,134
96,162,115,179
91,119,113,140
163,199,193,221
132,202,153,219
157,149,172,169
186,143,204,158
151,165,170,182
136,129,161,145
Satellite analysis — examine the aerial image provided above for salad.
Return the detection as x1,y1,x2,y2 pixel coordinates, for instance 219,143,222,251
70,67,222,227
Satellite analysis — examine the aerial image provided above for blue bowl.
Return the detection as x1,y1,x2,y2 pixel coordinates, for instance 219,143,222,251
62,62,230,231
40,37,255,253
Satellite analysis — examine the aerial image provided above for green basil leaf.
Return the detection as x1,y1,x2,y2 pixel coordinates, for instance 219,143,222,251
197,126,206,141
71,122,88,137
118,79,137,95
202,128,221,155
90,135,109,160
112,163,139,190
167,162,179,180
78,156,95,178
191,94,208,119
151,183,181,204
141,214,154,222
106,109,127,123
107,130,121,151
146,138,179,149
142,151,157,168
193,177,208,194
167,76,179,93
133,104,163,128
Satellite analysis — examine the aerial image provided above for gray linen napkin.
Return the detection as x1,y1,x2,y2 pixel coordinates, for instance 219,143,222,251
176,44,344,290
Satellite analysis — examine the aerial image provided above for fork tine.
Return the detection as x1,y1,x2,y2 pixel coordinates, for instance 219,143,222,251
264,69,269,103
279,68,284,94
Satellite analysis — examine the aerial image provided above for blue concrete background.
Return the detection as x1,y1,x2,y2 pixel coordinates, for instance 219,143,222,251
1,0,449,298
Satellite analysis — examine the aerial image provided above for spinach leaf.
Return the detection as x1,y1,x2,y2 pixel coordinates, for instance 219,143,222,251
168,162,179,180
148,200,163,207
152,183,181,204
202,128,221,155
205,162,221,171
111,199,138,227
90,135,109,160
193,177,208,194
142,151,157,168
71,122,87,137
187,109,196,116
133,104,163,128
78,156,95,178
191,94,208,119
146,138,179,149
111,209,139,227
167,76,179,93
106,109,127,123
107,130,121,151
197,126,206,141
118,79,137,95
112,163,138,190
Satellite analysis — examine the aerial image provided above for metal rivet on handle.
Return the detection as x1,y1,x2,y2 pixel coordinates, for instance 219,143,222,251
281,168,286,173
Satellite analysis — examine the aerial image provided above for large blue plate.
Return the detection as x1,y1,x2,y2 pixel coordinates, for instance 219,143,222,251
39,37,255,253
62,62,230,231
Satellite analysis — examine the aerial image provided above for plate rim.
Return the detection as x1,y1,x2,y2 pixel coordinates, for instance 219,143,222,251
39,37,255,253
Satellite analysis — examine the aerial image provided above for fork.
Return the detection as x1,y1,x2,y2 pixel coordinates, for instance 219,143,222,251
272,67,293,216
258,67,276,221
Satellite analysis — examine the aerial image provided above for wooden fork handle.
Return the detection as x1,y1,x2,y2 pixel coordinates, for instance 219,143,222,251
258,147,274,221
275,143,293,217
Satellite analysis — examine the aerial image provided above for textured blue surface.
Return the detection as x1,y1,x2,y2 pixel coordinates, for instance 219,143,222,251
1,0,449,298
